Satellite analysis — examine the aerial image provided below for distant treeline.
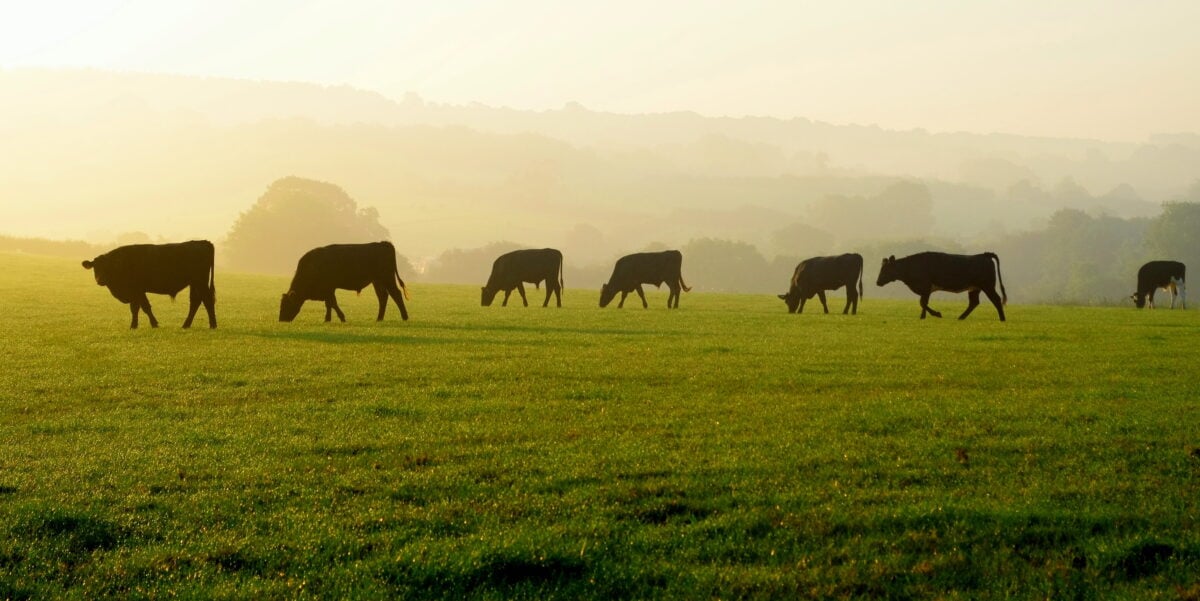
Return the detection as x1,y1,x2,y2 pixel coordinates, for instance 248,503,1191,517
420,200,1200,306
0,235,103,258
8,178,1198,306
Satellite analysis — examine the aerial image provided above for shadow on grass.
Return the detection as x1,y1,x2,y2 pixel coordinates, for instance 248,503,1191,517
244,330,493,346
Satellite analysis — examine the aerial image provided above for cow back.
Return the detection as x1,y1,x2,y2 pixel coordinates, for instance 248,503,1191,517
92,241,214,298
290,242,397,298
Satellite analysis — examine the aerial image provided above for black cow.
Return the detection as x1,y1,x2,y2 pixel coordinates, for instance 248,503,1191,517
876,251,1008,321
481,248,564,307
279,241,410,322
777,253,864,314
1131,260,1186,309
82,240,216,329
599,250,691,309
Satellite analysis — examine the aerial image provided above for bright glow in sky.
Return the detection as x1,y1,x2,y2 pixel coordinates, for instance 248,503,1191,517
2,0,1198,140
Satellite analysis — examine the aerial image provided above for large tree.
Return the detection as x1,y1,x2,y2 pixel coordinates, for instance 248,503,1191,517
224,177,395,274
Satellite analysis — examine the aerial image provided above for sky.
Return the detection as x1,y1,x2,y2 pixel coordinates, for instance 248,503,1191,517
2,0,1198,141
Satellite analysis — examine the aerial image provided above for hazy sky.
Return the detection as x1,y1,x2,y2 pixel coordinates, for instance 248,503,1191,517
2,0,1198,141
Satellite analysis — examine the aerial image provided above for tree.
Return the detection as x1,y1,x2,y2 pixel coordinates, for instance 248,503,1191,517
423,241,525,284
224,177,395,274
680,238,773,293
1146,197,1200,274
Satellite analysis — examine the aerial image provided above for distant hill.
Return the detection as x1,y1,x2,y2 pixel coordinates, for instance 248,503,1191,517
0,68,1193,259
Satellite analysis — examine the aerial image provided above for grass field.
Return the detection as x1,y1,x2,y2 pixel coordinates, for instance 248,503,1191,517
1,251,1198,599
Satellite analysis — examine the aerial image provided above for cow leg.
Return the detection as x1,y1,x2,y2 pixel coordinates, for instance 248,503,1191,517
542,281,553,307
920,294,942,319
667,284,680,308
553,281,562,307
959,290,981,320
202,286,217,329
517,283,529,307
798,297,806,314
325,294,346,322
138,294,159,328
183,286,203,329
817,290,829,314
502,289,512,307
129,302,140,329
984,288,1006,321
635,285,648,309
386,283,409,321
844,289,857,315
1148,289,1156,309
374,284,388,321
618,291,628,308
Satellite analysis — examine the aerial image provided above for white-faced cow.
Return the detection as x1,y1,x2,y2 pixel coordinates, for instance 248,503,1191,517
1131,260,1186,309
777,253,864,314
876,251,1008,321
82,240,216,329
600,250,691,309
481,248,564,308
279,241,410,323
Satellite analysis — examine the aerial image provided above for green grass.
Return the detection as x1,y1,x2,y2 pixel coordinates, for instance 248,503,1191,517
1,251,1198,599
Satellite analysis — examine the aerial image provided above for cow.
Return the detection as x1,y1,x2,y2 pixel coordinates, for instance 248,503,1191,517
876,251,1008,321
81,240,216,329
777,253,864,314
1131,260,1186,309
481,248,564,307
279,241,410,322
599,250,692,309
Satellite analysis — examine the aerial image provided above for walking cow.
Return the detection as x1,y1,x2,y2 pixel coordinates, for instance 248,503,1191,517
82,240,217,329
876,252,1007,321
1131,260,1186,309
599,250,691,309
481,248,564,307
778,253,863,314
279,241,410,322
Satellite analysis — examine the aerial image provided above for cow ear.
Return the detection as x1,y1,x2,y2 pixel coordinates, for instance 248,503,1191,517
82,260,93,269
777,294,787,301
888,255,896,262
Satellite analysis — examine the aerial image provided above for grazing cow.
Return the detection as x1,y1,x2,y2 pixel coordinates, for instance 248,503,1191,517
876,251,1008,321
481,248,564,307
777,253,864,314
1131,260,1186,309
599,250,691,309
279,241,410,322
81,240,216,329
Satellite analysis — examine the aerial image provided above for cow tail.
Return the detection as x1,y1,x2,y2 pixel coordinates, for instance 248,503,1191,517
395,265,411,300
558,254,565,296
680,276,692,293
858,260,864,299
987,252,1007,305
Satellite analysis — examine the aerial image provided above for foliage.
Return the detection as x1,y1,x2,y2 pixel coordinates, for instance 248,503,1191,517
223,177,397,275
2,252,1199,599
1146,194,1200,275
422,241,526,284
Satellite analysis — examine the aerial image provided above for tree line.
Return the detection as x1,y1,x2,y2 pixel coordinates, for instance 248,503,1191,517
4,178,1197,306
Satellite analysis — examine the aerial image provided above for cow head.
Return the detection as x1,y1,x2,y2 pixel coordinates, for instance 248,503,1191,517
876,256,898,287
279,290,304,322
599,283,617,308
481,286,500,307
81,257,107,286
1131,292,1146,308
777,291,802,313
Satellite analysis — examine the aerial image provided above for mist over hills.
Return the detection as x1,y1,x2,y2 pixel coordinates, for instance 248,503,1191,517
2,67,1197,267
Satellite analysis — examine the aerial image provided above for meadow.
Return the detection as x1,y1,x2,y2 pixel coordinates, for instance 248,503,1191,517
0,251,1197,599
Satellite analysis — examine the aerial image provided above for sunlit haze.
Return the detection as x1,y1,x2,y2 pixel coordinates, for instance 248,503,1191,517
3,0,1198,140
